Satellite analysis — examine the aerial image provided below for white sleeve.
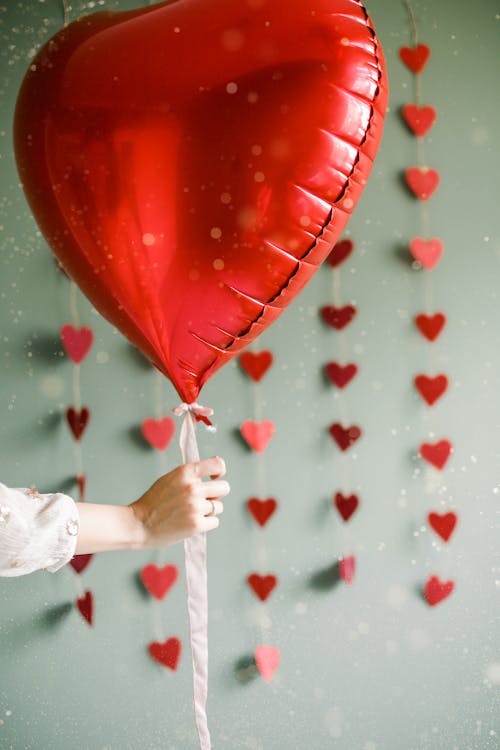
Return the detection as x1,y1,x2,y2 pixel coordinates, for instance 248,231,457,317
0,482,80,577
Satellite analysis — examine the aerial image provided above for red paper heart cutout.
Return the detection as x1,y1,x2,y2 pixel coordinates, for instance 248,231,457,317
141,417,175,451
247,573,278,602
141,563,179,600
239,351,274,382
339,555,356,584
70,554,93,575
15,0,387,404
247,498,278,527
415,312,446,341
399,44,431,73
66,407,90,441
325,362,358,388
148,637,182,670
405,167,440,201
320,305,357,330
334,492,359,522
401,104,437,136
410,238,443,270
255,645,280,682
76,473,86,501
329,423,362,451
326,239,354,268
419,439,452,470
427,511,458,542
241,420,275,453
60,324,94,364
414,374,449,405
76,590,93,625
424,575,454,606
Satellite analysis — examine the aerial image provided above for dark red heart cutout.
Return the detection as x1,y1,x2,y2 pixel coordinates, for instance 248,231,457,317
239,351,273,382
70,554,93,575
76,590,93,625
247,497,278,527
419,439,452,470
326,239,354,268
414,374,449,405
60,324,94,364
15,0,387,404
240,420,275,453
339,555,356,584
334,492,359,522
141,417,175,451
410,238,443,270
329,423,362,451
401,104,437,136
141,563,179,600
320,305,357,330
399,44,431,73
325,362,358,389
66,407,90,441
247,573,278,602
424,575,454,606
427,511,458,542
415,312,446,341
76,473,86,501
405,167,440,201
148,637,182,670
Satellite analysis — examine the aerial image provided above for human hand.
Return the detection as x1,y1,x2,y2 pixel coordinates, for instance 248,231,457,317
129,457,229,550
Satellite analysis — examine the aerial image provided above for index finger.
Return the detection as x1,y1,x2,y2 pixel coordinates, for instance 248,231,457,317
191,456,226,480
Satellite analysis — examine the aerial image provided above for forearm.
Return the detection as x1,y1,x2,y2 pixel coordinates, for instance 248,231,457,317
75,502,145,555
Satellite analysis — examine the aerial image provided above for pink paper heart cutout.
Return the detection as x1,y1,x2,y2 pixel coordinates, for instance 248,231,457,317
339,555,356,584
410,237,443,270
60,324,94,364
255,645,280,682
141,417,175,451
141,563,179,600
241,420,275,453
424,575,454,606
405,167,440,201
148,637,182,670
401,104,437,136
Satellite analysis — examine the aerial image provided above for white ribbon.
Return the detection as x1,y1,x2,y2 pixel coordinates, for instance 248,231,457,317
172,402,215,750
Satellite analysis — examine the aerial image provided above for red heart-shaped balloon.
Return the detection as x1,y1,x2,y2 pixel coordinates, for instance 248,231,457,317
334,492,359,521
247,497,278,527
326,238,354,268
148,637,182,670
419,439,452,470
239,351,274,382
241,420,275,453
320,305,357,330
14,0,387,403
415,312,446,341
329,423,362,451
141,563,179,600
66,407,90,441
141,417,176,451
424,575,454,606
339,555,356,584
247,573,278,602
60,324,94,364
325,362,358,388
409,238,443,270
401,104,437,136
414,374,449,405
427,511,458,542
76,590,93,625
399,44,431,73
255,645,280,682
406,167,440,201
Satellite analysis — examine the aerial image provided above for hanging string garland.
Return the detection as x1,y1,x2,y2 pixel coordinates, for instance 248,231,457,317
239,350,280,682
321,237,361,585
399,0,456,607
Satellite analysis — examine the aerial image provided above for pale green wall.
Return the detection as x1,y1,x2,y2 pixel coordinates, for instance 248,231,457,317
1,1,499,749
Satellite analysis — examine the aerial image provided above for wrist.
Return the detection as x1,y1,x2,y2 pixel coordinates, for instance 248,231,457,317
75,502,147,554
